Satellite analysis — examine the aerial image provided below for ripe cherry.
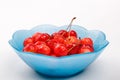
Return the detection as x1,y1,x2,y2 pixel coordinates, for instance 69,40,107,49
23,43,37,52
51,32,59,39
69,30,77,37
23,37,34,46
78,45,94,53
36,44,51,55
81,38,93,46
65,36,80,44
46,39,57,53
39,33,50,42
53,43,68,57
53,35,65,44
32,32,42,42
66,44,79,55
58,30,68,38
35,41,46,45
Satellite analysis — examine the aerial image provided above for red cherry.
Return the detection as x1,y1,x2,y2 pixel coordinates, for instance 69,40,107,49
36,44,51,55
66,37,81,54
81,38,93,46
66,44,80,55
53,43,68,57
53,35,65,44
58,30,68,38
23,37,34,46
35,41,46,45
79,45,94,54
51,32,59,39
32,32,42,42
23,43,37,52
38,33,50,42
65,36,80,55
46,39,57,53
65,36,80,44
69,30,77,37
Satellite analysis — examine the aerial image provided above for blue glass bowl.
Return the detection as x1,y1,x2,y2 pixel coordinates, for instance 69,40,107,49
9,25,109,77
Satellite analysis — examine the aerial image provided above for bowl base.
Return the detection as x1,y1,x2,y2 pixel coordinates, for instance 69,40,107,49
35,69,85,78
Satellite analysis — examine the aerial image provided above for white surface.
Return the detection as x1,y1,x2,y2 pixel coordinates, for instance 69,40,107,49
0,0,120,80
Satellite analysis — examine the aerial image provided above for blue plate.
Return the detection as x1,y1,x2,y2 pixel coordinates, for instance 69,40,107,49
9,25,109,77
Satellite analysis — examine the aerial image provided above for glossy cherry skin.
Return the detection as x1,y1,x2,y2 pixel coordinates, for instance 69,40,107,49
65,36,80,54
53,35,65,44
51,32,59,39
36,44,51,55
65,36,80,44
78,45,94,54
46,39,55,49
32,32,42,42
39,33,50,42
69,30,77,37
53,43,68,57
58,30,68,38
35,41,46,45
23,37,34,46
81,38,93,46
66,44,80,55
23,43,37,52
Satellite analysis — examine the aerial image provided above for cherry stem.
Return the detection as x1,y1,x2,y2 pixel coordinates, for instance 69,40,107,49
68,17,76,37
61,17,76,36
79,37,81,40
67,17,76,31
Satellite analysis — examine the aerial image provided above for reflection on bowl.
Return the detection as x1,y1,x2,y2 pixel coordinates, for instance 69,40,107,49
9,25,109,77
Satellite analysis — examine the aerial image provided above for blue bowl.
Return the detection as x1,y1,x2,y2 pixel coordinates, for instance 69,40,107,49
9,25,109,77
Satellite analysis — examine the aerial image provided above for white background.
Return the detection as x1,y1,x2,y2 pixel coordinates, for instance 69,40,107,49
0,0,120,80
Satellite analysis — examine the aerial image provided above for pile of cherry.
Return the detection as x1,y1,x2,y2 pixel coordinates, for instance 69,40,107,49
23,17,94,57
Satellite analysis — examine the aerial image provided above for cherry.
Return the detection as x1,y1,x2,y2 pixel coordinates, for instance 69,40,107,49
32,32,42,42
36,44,51,55
81,38,93,46
35,41,46,45
67,17,77,36
51,32,63,39
69,30,77,37
56,17,77,38
65,36,80,54
51,32,58,38
66,43,79,55
51,32,65,43
53,43,68,57
51,17,77,43
65,36,80,44
23,37,34,46
78,45,94,53
39,33,50,42
23,43,37,52
58,30,68,38
46,39,56,50
53,35,65,44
